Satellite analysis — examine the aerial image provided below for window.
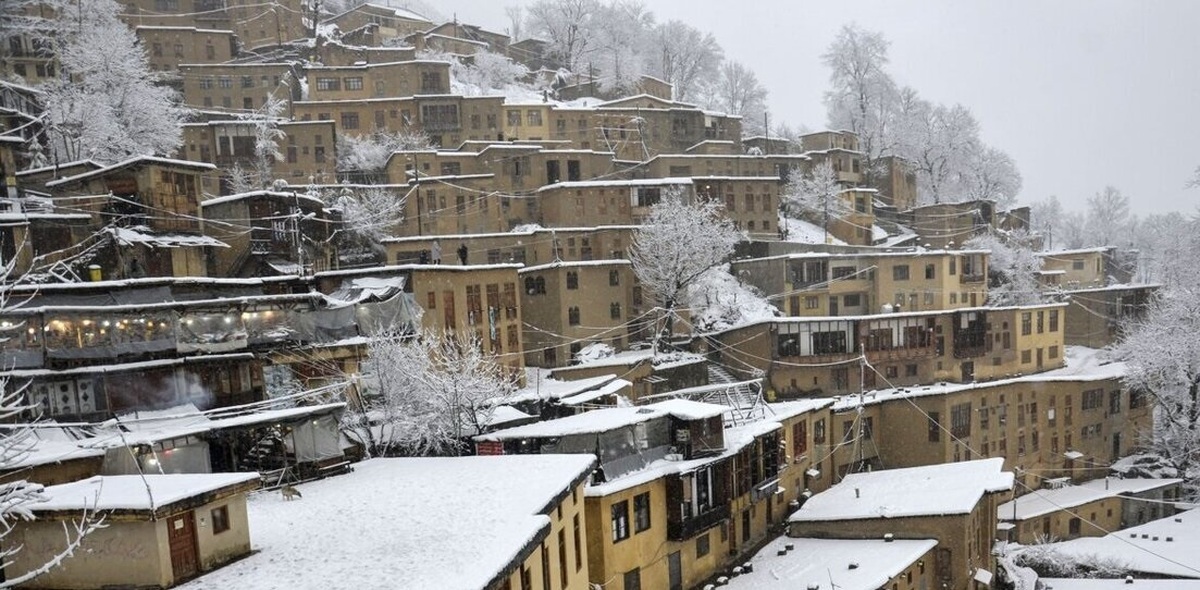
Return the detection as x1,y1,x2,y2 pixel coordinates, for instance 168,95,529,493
610,302,622,319
611,501,629,542
633,492,651,533
1082,388,1104,410
211,505,230,534
623,569,641,590
609,270,620,286
573,514,583,571
813,419,826,443
893,265,910,281
341,112,360,130
696,532,711,557
199,77,214,89
1037,311,1045,333
420,71,442,92
174,44,184,58
314,146,326,163
1122,390,1146,414
1109,390,1122,414
218,76,232,88
906,364,918,377
1072,259,1085,270
566,271,579,290
1049,345,1059,359
928,411,941,442
241,75,253,88
345,76,363,90
1021,312,1032,336
925,263,936,279
812,330,847,355
1049,310,1059,332
951,403,972,438
152,42,163,57
316,77,340,91
527,110,543,126
568,307,581,326
507,110,522,127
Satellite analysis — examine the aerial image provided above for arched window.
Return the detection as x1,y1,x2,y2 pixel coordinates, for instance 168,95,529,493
535,276,547,294
568,307,580,326
610,302,622,320
609,270,620,286
524,276,536,294
566,271,579,290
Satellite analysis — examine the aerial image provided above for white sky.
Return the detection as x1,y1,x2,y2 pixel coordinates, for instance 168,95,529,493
421,0,1200,216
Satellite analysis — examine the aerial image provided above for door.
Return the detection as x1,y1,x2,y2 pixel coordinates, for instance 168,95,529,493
667,551,682,590
168,511,199,581
828,296,839,316
1111,432,1122,462
1036,347,1044,369
960,361,974,382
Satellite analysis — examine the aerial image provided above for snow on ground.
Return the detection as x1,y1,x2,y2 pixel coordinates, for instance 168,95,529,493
179,455,595,590
1040,508,1200,579
687,264,781,333
790,458,1012,522
779,215,847,245
723,537,937,590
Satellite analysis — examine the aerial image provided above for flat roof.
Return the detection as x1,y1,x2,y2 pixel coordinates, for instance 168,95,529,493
725,537,937,590
790,458,1013,522
999,478,1183,521
175,456,594,590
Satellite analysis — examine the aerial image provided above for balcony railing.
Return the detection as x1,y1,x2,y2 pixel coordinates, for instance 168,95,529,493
667,504,730,541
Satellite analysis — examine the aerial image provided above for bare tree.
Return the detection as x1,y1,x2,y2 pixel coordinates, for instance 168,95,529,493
526,0,600,73
1116,266,1200,498
964,230,1044,306
781,160,846,243
650,20,723,103
1084,186,1131,247
504,4,524,41
823,23,897,181
337,130,433,182
242,93,287,189
0,257,104,586
39,0,185,163
961,145,1023,210
591,0,655,95
346,329,519,457
699,60,768,135
630,189,741,349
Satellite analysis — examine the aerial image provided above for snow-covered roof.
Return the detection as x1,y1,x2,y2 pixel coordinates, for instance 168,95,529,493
724,537,937,590
790,458,1013,522
483,405,535,429
828,346,1126,412
998,478,1183,521
35,473,259,513
1045,508,1200,579
15,159,103,177
201,189,326,208
560,349,706,371
1038,247,1113,257
767,398,838,422
559,378,632,406
1,433,107,470
507,373,621,404
536,177,693,192
518,258,630,273
85,402,346,448
1061,283,1160,294
44,156,216,188
134,25,234,34
108,226,228,249
177,456,594,590
478,400,729,441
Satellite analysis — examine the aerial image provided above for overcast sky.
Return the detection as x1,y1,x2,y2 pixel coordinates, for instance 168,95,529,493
421,0,1200,216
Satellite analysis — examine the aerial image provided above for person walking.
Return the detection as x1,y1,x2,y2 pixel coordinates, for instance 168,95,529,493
457,242,468,265
431,240,442,264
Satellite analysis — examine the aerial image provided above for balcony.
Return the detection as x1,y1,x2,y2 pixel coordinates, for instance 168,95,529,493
960,273,986,284
667,504,729,541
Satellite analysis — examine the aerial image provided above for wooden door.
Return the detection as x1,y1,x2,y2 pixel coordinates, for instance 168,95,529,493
168,511,199,581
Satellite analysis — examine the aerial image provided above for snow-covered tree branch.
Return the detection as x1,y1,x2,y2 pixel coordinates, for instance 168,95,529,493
964,230,1045,306
781,160,846,243
345,329,520,457
38,0,186,163
630,189,741,349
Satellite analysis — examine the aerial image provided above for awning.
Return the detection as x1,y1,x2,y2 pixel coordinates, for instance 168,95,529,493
973,568,993,586
109,226,228,249
1064,450,1084,460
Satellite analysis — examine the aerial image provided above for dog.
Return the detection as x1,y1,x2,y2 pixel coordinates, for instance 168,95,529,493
281,485,303,501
